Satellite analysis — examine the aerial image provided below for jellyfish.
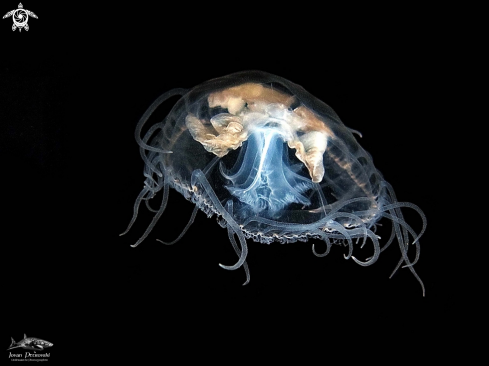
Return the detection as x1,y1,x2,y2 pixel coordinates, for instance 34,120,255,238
121,70,426,295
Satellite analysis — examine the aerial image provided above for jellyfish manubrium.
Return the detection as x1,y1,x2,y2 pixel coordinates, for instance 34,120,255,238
121,70,426,295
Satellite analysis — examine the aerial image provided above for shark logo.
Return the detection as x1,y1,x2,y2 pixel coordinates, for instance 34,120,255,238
7,334,53,351
3,3,38,32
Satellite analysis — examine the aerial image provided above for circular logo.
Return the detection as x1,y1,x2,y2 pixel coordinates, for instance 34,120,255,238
12,9,28,27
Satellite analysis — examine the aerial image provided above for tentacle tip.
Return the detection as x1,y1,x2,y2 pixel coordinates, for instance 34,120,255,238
242,280,250,286
218,263,239,270
130,243,140,248
351,255,367,265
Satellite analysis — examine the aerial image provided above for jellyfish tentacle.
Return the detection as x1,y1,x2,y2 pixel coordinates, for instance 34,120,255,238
145,198,159,213
191,169,248,271
348,128,363,138
365,224,396,261
401,241,421,268
385,210,425,296
135,88,187,154
351,229,380,266
226,225,250,285
142,157,218,245
383,182,410,248
380,182,426,295
156,205,199,245
120,187,151,236
381,211,422,267
139,123,166,177
130,177,171,248
323,212,366,260
389,254,425,297
382,205,425,295
327,221,353,258
225,201,250,285
312,233,332,257
382,202,424,272
381,202,427,245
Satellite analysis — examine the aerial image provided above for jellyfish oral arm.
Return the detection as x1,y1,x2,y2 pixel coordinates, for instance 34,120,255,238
224,127,313,214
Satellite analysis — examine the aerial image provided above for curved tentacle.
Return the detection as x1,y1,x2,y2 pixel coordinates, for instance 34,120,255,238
135,88,187,154
381,211,422,267
365,223,396,261
322,212,367,260
380,202,426,244
327,221,353,258
148,156,220,246
381,201,426,291
351,229,380,266
312,232,332,257
389,253,425,297
124,90,186,228
145,197,159,213
383,182,410,247
400,240,421,269
348,128,363,138
227,225,250,285
382,202,426,270
382,205,425,295
130,177,171,248
139,123,165,176
225,201,250,285
120,187,151,236
156,205,199,245
191,170,248,271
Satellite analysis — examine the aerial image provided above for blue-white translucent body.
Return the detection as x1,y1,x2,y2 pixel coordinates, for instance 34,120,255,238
121,71,426,294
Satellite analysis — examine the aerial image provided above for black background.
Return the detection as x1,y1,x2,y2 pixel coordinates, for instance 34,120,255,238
2,3,451,363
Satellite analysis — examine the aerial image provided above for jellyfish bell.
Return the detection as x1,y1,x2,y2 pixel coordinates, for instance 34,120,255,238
121,70,426,295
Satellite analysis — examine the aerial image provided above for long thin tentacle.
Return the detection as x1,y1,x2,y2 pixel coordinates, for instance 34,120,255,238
135,88,187,154
156,206,199,245
351,229,380,266
312,233,332,257
153,156,220,245
130,178,171,248
191,169,248,271
120,187,151,236
225,201,250,285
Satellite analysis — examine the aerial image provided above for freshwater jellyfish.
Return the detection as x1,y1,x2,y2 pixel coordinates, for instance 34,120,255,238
121,70,426,295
